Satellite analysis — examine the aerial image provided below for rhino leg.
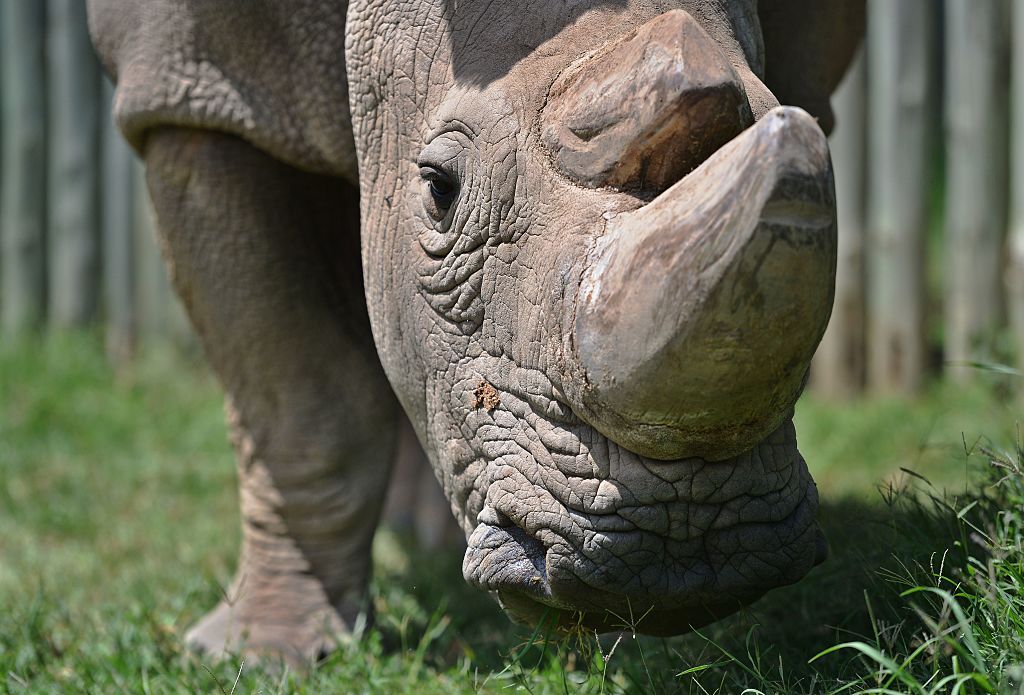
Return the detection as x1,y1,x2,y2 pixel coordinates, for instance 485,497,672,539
142,128,397,665
381,415,462,549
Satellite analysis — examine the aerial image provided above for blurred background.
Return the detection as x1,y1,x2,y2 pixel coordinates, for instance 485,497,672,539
816,0,1024,398
0,1,1022,394
2,1,1024,692
0,2,193,361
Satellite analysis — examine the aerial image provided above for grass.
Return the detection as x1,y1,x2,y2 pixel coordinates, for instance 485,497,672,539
1,334,1022,693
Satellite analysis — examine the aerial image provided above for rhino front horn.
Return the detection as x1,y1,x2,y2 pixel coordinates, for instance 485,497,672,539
542,9,754,191
566,107,837,462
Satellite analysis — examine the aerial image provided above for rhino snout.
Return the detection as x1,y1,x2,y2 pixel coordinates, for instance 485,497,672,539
460,419,823,636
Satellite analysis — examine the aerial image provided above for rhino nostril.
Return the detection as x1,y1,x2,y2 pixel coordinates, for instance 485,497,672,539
477,504,513,527
568,124,605,143
463,515,551,601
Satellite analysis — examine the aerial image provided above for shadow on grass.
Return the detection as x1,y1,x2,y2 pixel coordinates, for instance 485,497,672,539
357,475,988,693
0,471,1006,693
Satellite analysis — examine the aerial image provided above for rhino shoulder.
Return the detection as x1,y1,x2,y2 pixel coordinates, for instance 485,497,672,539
88,0,358,181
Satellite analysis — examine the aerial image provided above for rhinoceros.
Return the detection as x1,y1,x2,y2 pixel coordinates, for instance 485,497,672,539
87,0,864,664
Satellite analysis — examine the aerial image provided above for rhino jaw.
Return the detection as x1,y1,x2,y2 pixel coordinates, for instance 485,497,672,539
566,106,837,462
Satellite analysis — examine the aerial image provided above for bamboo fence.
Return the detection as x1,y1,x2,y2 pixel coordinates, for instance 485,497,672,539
0,1,1021,393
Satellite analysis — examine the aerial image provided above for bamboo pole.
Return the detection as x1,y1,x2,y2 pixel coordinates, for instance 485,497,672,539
865,0,936,394
0,2,47,337
944,0,1011,381
101,78,137,362
47,0,101,328
1009,0,1024,374
0,8,4,271
813,48,867,399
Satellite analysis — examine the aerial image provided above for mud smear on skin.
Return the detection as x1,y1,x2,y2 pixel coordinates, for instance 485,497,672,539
472,380,501,411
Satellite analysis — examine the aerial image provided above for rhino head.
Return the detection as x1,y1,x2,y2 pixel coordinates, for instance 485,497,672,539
347,0,838,634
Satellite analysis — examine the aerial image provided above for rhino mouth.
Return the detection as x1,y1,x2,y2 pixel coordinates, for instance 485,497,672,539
459,413,825,636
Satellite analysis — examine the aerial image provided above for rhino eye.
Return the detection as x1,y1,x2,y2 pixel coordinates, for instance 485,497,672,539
419,166,459,221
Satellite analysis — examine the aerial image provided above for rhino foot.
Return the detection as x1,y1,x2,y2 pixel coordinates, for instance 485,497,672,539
185,584,355,668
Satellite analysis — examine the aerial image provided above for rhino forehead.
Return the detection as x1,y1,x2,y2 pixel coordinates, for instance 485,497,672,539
443,0,763,86
346,0,764,117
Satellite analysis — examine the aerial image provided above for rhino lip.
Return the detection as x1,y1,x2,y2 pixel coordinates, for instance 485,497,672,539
463,496,822,635
462,523,557,604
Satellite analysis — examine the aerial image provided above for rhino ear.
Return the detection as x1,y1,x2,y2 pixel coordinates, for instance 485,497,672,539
757,0,866,135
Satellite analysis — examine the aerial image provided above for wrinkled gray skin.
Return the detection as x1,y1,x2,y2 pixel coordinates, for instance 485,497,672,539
88,0,863,665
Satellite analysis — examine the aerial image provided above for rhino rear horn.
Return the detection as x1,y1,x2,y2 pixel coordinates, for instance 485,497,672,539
542,9,754,192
